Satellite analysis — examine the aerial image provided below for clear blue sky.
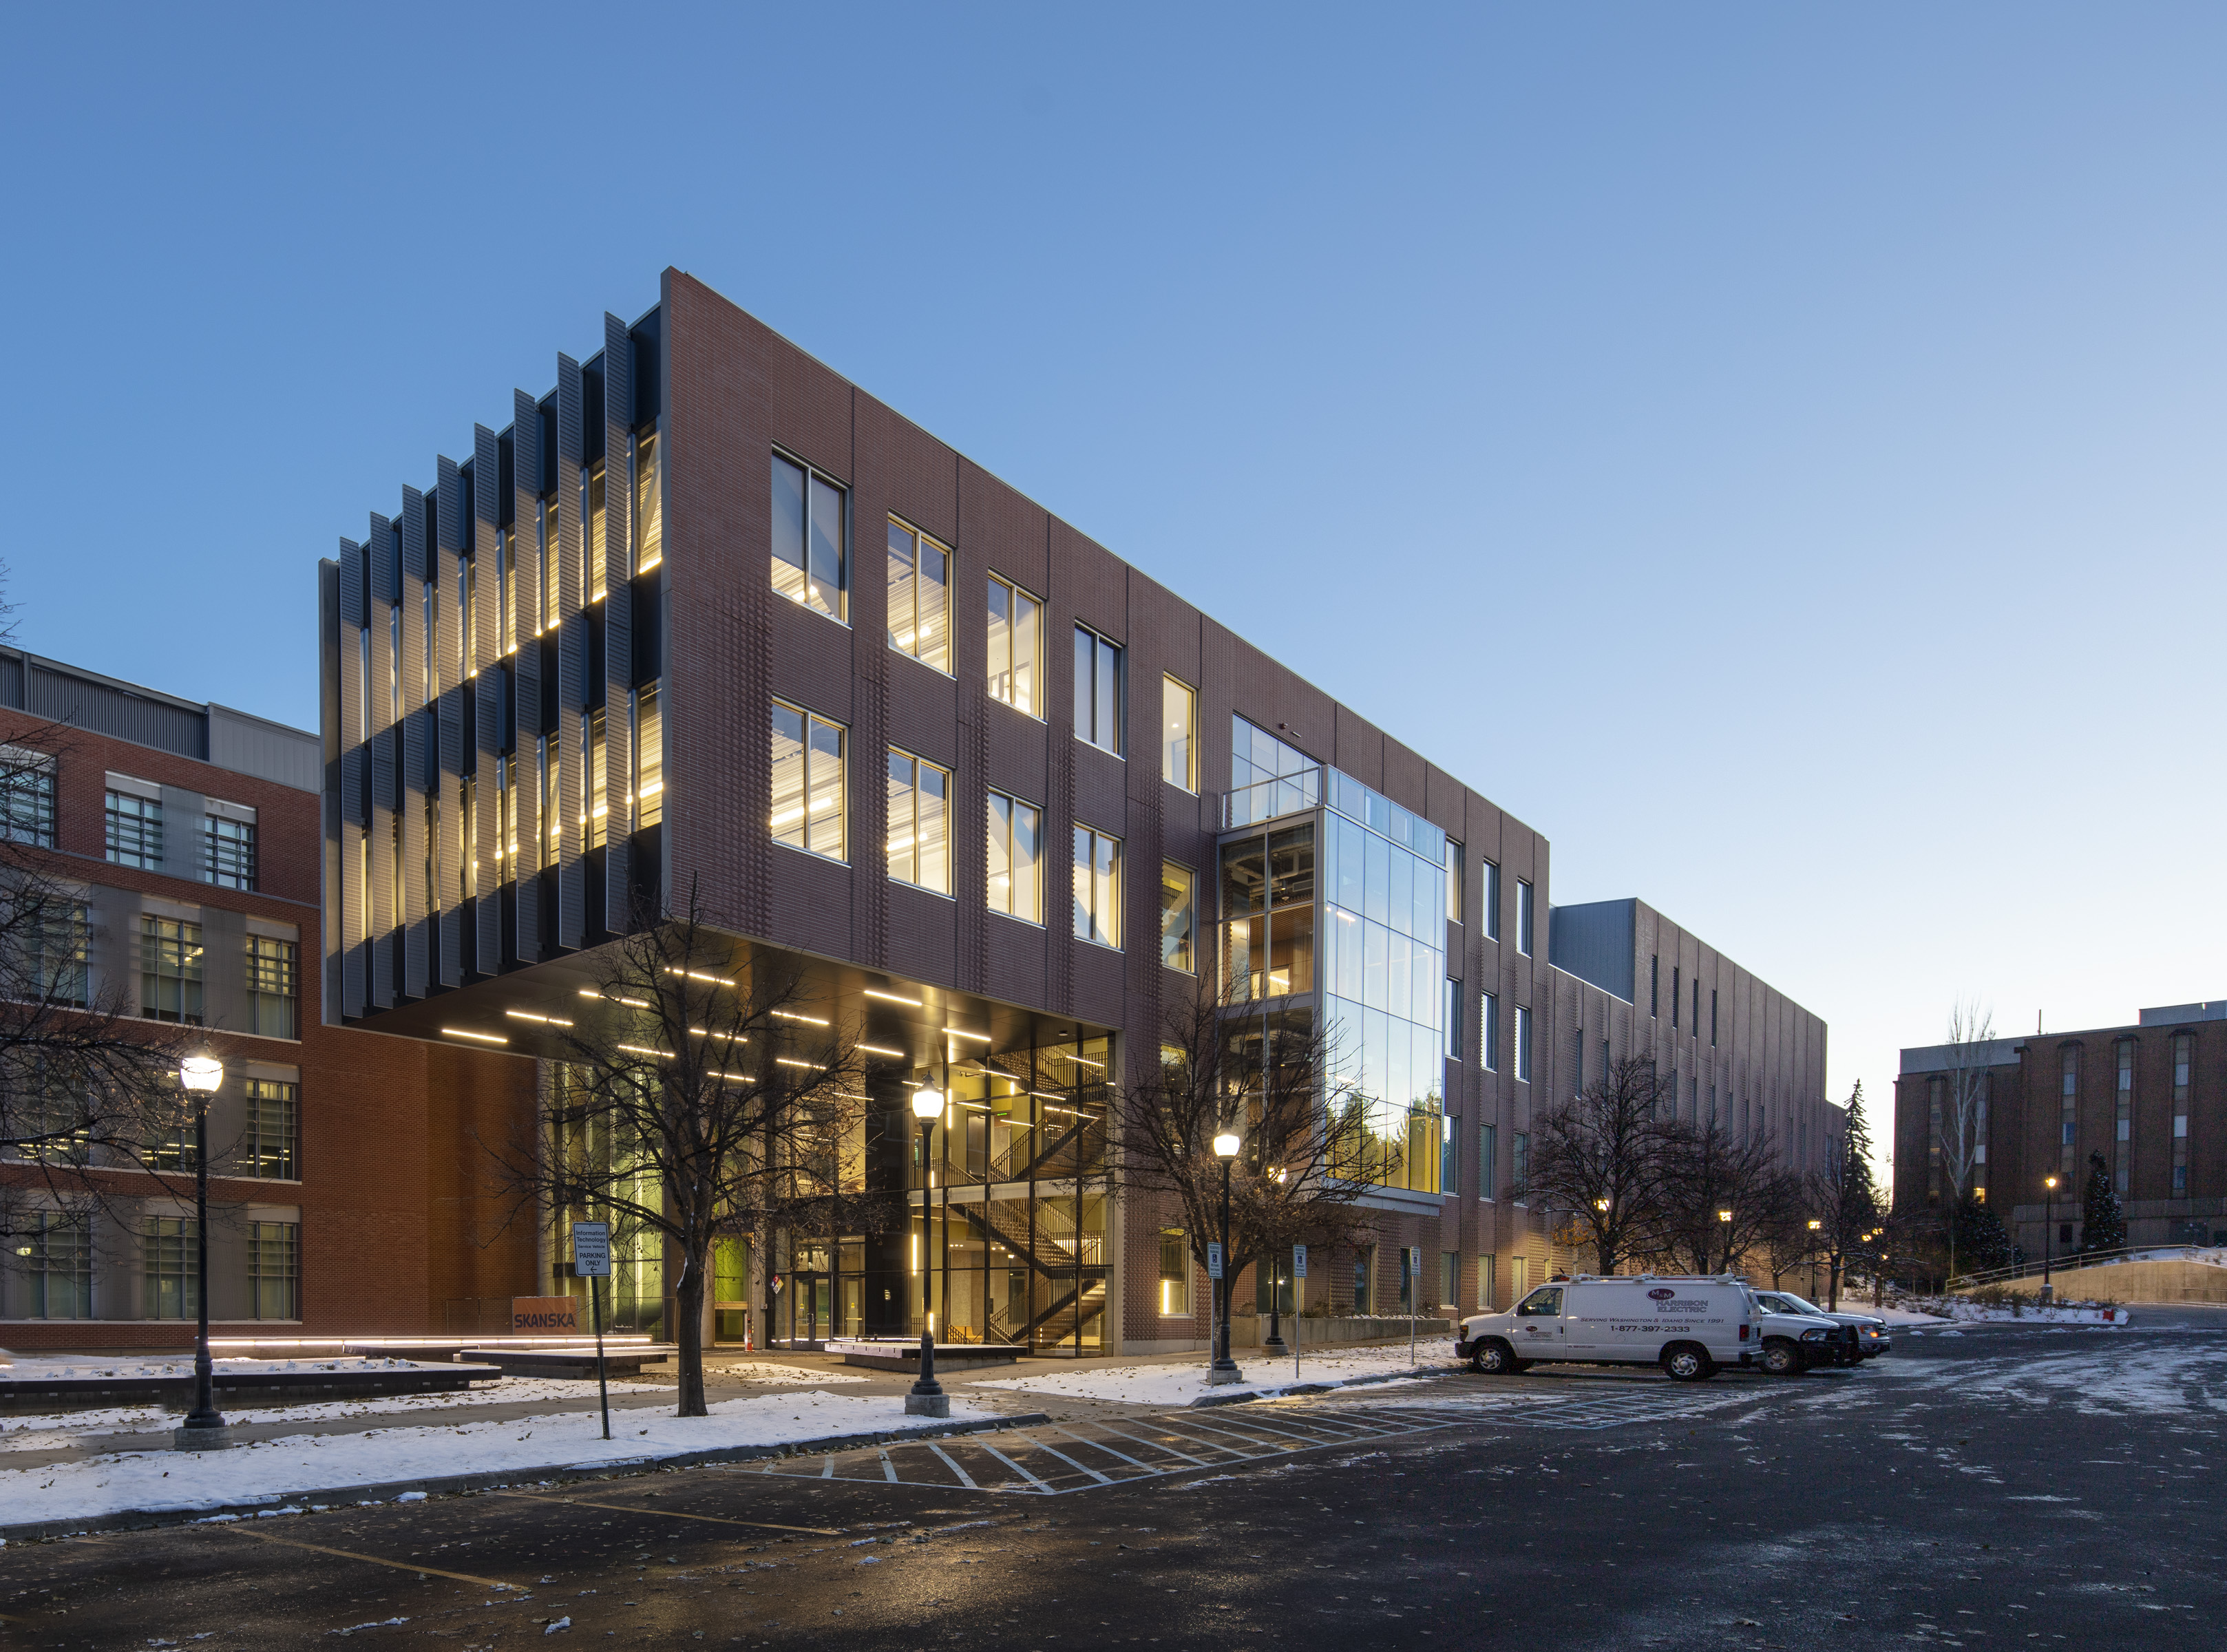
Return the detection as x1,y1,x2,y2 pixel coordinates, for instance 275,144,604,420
9,5,2224,1180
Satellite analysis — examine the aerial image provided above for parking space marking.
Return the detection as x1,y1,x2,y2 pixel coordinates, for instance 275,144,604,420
218,1527,523,1591
500,1490,841,1536
927,1441,981,1490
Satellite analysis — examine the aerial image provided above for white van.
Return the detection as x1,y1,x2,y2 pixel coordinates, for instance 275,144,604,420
1456,1275,1759,1381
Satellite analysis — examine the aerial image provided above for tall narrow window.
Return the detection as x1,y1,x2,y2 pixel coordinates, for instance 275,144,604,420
31,903,89,1008
2173,1033,2193,1196
389,605,402,719
1482,860,1501,942
1516,879,1534,957
1693,978,1701,1037
1073,626,1123,754
1446,840,1464,924
203,809,257,890
250,1221,300,1320
246,935,298,1039
0,748,55,847
1161,861,1196,972
141,916,202,1024
425,579,440,698
770,701,847,861
885,750,951,894
1572,1028,1584,1097
1157,1229,1190,1317
1511,1132,1529,1201
633,682,664,829
635,427,663,573
243,1079,299,1178
460,776,477,898
359,623,371,737
143,1217,200,1320
106,786,162,869
1441,1119,1459,1197
584,458,607,603
986,574,1042,715
496,753,514,878
1514,1005,1532,1083
460,555,476,676
1478,1123,1496,1202
538,733,558,867
1445,979,1463,1060
1480,992,1499,1072
2060,1048,2079,1179
1672,966,1681,1028
770,452,847,621
582,708,606,849
499,524,516,656
2115,1040,2135,1195
986,791,1044,923
540,496,558,633
1476,1251,1495,1309
1162,677,1196,792
1073,826,1122,949
1650,955,1659,1018
27,1215,91,1320
886,519,951,672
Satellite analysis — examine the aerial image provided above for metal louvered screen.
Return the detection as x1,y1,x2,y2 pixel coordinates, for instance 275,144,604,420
601,314,634,934
368,516,397,1010
556,354,586,951
337,537,367,1019
434,458,465,987
510,388,543,966
473,424,503,975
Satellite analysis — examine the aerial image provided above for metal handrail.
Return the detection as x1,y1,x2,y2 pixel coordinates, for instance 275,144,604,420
1948,1242,2221,1289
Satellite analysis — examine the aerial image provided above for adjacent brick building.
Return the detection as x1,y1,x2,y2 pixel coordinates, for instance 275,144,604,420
318,268,1838,1353
0,648,533,1347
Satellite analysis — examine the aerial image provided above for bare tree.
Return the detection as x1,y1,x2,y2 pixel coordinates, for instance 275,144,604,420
1529,1056,1675,1275
1938,1000,1994,1278
1110,979,1379,1368
1651,1122,1802,1276
485,889,872,1417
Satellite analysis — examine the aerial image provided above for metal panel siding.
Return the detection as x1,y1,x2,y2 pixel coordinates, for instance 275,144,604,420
205,708,321,792
318,560,341,1029
474,425,503,974
337,540,366,834
509,388,543,965
601,313,634,933
437,686,464,987
23,663,209,759
556,354,586,950
401,485,428,586
402,706,429,997
367,509,397,1009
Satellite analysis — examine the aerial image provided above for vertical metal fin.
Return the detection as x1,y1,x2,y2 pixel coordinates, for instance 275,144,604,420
473,425,503,975
367,511,397,1010
400,486,430,999
337,538,367,1020
510,390,542,966
556,354,586,950
401,485,428,585
434,456,463,986
601,314,634,934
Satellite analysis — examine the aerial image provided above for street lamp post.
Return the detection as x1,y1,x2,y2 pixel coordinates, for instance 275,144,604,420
905,1086,950,1417
2041,1174,2060,1304
1716,1208,1733,1275
1261,1167,1289,1357
1207,1130,1242,1384
1806,1217,1824,1304
175,1055,229,1451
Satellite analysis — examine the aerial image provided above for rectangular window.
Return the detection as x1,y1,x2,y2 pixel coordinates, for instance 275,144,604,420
1445,979,1462,1060
539,496,557,635
1516,879,1534,957
584,458,607,604
1073,825,1122,949
26,1214,91,1320
633,682,664,829
1710,987,1719,1047
986,791,1044,923
143,1216,199,1320
498,524,516,657
0,748,55,847
1512,1131,1530,1201
246,935,298,1039
885,750,951,894
1476,1252,1495,1311
2059,1048,2078,1174
1482,860,1501,942
770,701,847,861
1480,992,1499,1072
635,428,663,573
203,812,256,890
242,1079,299,1178
1514,1005,1532,1083
1650,954,1659,1018
1073,626,1123,754
582,708,606,850
106,787,162,869
1446,840,1463,924
1673,966,1682,1028
1352,1249,1373,1315
886,518,951,672
1441,1251,1459,1311
1161,860,1196,972
140,916,203,1024
2115,1041,2134,1195
1573,1027,1585,1098
1161,676,1196,792
538,734,556,867
251,1221,301,1320
25,902,89,1010
1157,1229,1190,1316
1693,977,1701,1036
986,574,1043,716
2173,1032,2192,1196
1441,1116,1459,1196
1478,1123,1496,1201
770,452,847,622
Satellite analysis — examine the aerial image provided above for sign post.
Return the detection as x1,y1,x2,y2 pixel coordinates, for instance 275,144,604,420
571,1222,613,1441
1291,1245,1307,1381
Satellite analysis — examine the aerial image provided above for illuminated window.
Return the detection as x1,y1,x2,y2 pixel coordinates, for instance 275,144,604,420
986,574,1042,715
1073,626,1123,754
771,701,846,861
140,916,202,1025
250,1221,299,1320
1161,677,1196,792
243,1079,299,1179
1161,861,1196,972
1073,826,1122,949
885,750,951,894
143,1217,199,1320
1157,1229,1190,1316
986,791,1043,923
771,452,847,622
633,682,663,829
583,708,606,850
584,458,607,603
246,935,297,1039
886,519,951,673
25,1215,90,1320
635,428,663,573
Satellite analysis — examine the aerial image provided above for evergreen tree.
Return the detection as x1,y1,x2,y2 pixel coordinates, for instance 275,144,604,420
1952,1196,2012,1274
1807,1081,1884,1306
2080,1150,2125,1253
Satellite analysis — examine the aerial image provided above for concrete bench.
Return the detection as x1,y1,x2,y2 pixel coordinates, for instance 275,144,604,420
456,1346,675,1379
825,1339,1025,1373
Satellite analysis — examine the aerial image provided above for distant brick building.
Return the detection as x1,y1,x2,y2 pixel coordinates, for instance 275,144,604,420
0,648,534,1347
1897,1002,2227,1258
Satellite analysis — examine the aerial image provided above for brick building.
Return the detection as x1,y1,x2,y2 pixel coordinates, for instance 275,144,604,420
318,268,1837,1353
1898,1002,2227,1258
0,648,534,1347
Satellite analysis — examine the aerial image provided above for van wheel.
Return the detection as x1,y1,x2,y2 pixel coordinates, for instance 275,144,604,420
1662,1344,1716,1382
1760,1338,1805,1377
1471,1339,1526,1375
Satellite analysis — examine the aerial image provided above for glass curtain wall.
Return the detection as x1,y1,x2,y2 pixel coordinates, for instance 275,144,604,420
906,1036,1111,1354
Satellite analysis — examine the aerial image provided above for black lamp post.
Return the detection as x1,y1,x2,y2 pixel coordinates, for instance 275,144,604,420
1260,1167,1289,1357
174,1054,229,1450
1207,1129,1242,1384
905,1084,950,1417
2041,1174,2059,1303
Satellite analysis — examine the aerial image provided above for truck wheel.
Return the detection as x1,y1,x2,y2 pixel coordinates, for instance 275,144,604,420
1662,1344,1716,1382
1471,1339,1525,1375
1760,1338,1805,1377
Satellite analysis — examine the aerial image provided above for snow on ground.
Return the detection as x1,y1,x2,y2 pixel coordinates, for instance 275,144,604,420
1904,1300,2130,1326
0,1356,441,1380
703,1360,866,1385
0,1375,676,1452
1888,1342,2227,1418
967,1345,1456,1408
0,1389,1001,1529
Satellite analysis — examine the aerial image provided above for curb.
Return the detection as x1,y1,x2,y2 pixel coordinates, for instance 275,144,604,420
0,1410,1054,1545
1189,1366,1446,1407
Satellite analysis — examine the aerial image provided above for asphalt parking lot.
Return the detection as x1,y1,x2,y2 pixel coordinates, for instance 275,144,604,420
4,1318,2223,1649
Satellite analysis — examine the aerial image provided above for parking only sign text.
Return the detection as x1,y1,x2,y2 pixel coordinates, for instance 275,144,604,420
571,1221,611,1278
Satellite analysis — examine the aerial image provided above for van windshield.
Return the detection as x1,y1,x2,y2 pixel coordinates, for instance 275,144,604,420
1514,1289,1562,1317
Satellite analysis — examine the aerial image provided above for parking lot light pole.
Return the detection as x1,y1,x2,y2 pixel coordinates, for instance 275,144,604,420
1716,1208,1732,1275
1209,1130,1241,1383
1261,1167,1289,1357
906,1086,950,1417
175,1054,229,1451
2041,1175,2060,1303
